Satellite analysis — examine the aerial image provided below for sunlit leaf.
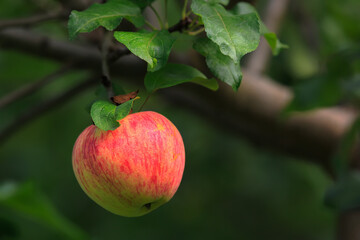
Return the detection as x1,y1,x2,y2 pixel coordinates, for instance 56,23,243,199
191,0,260,62
114,30,175,72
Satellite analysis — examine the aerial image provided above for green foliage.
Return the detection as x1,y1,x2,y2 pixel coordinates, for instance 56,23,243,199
284,76,342,113
0,182,87,240
194,37,242,91
144,63,218,92
231,2,287,55
325,171,360,211
90,98,139,131
67,0,285,91
0,217,18,239
263,32,288,55
331,118,360,177
114,30,175,72
90,100,120,131
68,0,144,40
191,0,260,62
207,0,229,5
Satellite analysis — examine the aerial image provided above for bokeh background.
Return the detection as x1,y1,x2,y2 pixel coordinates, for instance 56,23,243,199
1,0,359,239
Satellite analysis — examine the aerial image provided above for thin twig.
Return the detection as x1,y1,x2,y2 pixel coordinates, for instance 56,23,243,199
168,17,192,33
101,31,114,100
186,27,204,36
0,63,73,109
138,92,153,111
149,5,164,29
0,77,98,145
0,10,68,30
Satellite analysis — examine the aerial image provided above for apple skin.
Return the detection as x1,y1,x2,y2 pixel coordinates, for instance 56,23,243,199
72,111,185,217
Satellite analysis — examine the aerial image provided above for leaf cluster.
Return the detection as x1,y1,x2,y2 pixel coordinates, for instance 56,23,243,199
67,0,285,130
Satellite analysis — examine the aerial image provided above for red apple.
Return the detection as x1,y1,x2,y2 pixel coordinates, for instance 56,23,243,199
72,111,185,217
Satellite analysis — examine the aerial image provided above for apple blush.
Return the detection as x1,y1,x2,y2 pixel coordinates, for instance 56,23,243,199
72,111,185,217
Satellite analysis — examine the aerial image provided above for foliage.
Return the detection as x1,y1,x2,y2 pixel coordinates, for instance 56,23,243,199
66,0,283,130
0,182,88,239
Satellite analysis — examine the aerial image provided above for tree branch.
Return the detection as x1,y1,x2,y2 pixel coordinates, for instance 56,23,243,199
0,28,358,169
0,63,73,109
0,77,98,145
0,10,68,30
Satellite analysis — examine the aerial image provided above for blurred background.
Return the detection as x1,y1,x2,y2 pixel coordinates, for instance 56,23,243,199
0,0,359,239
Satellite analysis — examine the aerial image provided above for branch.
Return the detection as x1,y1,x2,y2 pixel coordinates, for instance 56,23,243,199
0,28,358,169
0,10,68,30
0,63,73,109
0,77,98,145
168,17,192,33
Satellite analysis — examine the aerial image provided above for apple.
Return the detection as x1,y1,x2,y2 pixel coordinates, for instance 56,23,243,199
72,111,185,217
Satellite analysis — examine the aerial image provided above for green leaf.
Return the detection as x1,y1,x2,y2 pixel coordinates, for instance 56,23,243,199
331,118,360,177
0,182,87,240
144,63,218,92
283,76,342,114
207,0,229,5
68,0,144,40
325,171,360,211
263,32,288,56
115,97,140,120
0,217,18,238
194,37,242,91
90,98,140,131
231,2,287,55
191,0,260,62
90,100,119,131
114,30,175,72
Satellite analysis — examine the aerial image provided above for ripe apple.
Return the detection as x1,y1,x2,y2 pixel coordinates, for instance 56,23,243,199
72,111,185,217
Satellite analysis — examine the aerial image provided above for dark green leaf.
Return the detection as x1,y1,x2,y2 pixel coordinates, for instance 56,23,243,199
231,2,287,55
191,0,260,62
68,0,144,40
207,0,229,5
114,30,175,72
0,217,18,238
331,118,360,177
194,37,242,91
325,171,360,211
144,63,218,92
115,97,139,120
0,182,87,240
283,76,342,114
90,100,119,131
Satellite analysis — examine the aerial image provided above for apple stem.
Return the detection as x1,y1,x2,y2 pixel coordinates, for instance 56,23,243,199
138,92,153,111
